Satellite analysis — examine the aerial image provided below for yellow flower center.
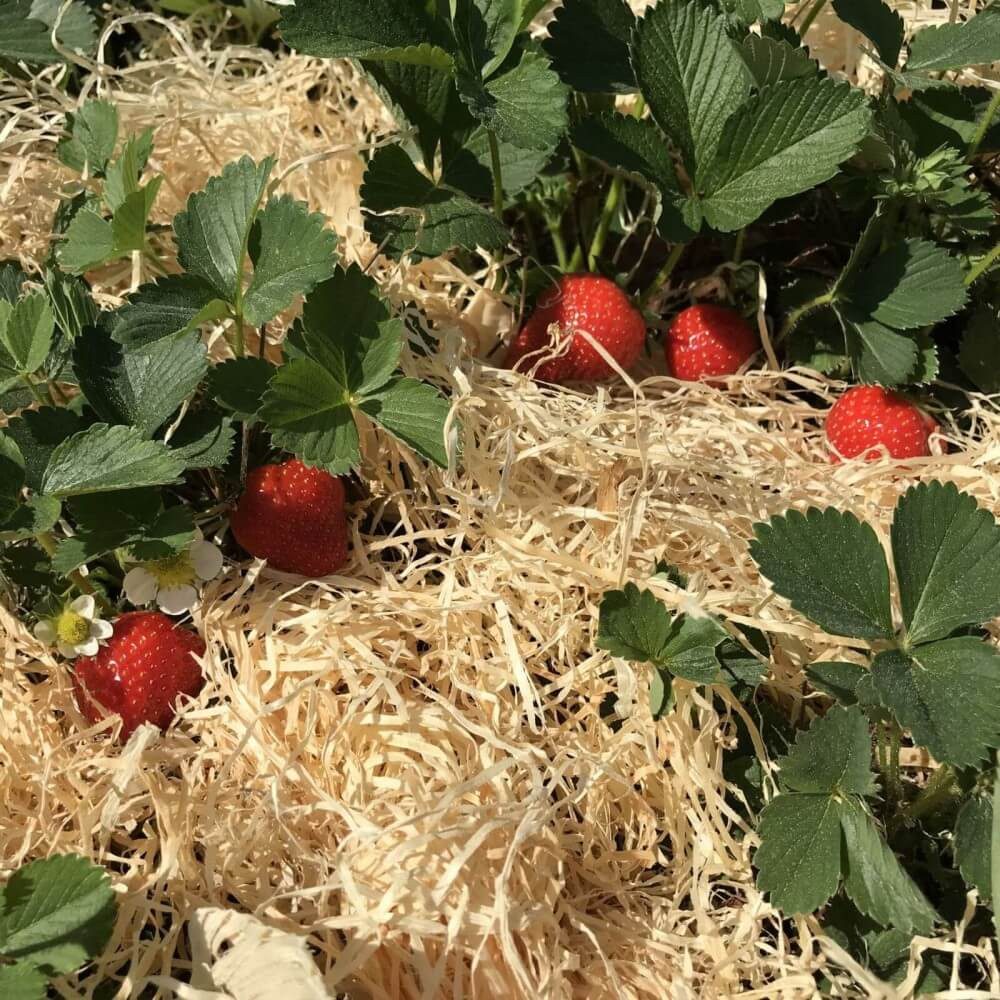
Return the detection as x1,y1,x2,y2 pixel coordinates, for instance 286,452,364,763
146,551,196,589
56,610,90,645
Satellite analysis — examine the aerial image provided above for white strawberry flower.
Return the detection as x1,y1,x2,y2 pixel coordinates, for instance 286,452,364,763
123,534,224,616
34,595,113,659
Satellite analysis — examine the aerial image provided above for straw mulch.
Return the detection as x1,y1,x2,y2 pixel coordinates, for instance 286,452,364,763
2,6,1000,999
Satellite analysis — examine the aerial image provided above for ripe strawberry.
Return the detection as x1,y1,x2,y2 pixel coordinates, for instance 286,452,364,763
505,273,646,383
73,611,205,739
231,458,348,576
665,304,758,381
826,386,939,460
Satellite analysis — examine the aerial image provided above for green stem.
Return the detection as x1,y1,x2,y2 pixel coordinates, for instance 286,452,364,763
587,175,624,272
776,289,834,342
888,723,903,807
487,130,504,219
232,307,245,358
969,87,1000,157
21,374,47,407
733,228,746,265
796,0,829,34
892,765,957,834
35,531,114,614
966,243,1000,286
544,211,570,272
639,243,685,309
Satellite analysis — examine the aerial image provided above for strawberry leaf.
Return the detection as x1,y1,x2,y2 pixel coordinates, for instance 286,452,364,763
5,408,84,491
779,705,874,796
842,319,920,386
102,129,153,212
57,99,119,176
805,661,866,705
959,305,1000,393
0,854,115,975
451,0,521,79
698,76,871,232
40,423,184,497
173,155,274,308
167,409,235,471
243,194,338,327
840,800,937,933
73,326,208,436
750,507,894,641
832,0,903,67
57,209,115,273
278,0,454,69
362,144,509,258
0,432,25,522
955,794,992,899
358,376,454,468
544,0,637,94
0,293,54,376
739,34,819,87
0,495,61,543
208,357,275,423
459,48,569,152
871,641,1000,767
0,1,60,63
631,0,751,176
442,126,553,199
755,794,845,915
0,962,47,1000
891,480,1000,646
572,112,681,195
906,5,1000,73
26,0,95,56
113,276,229,348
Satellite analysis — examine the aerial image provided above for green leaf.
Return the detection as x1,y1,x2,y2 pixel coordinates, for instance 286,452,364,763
0,293,53,375
544,0,636,93
631,0,750,175
755,794,844,915
660,615,731,683
699,76,871,232
113,275,229,348
362,144,509,258
173,155,274,306
840,799,936,934
739,34,819,87
451,0,521,78
73,326,208,435
0,1,59,63
109,179,161,255
28,0,95,55
5,408,83,491
441,126,553,199
837,239,967,333
0,854,115,975
649,668,676,719
891,481,1000,646
955,794,992,899
871,641,1000,767
806,661,866,705
299,266,403,396
0,962,47,1000
715,628,768,690
103,129,153,212
0,432,25,522
358,376,453,468
959,305,1000,393
208,357,275,423
57,209,115,273
42,269,98,345
779,706,874,796
279,0,454,68
57,99,119,176
832,0,903,66
843,319,919,387
907,6,1000,73
572,112,680,194
128,506,196,560
243,194,338,327
0,495,61,542
750,507,894,640
259,359,360,474
167,409,235,470
460,48,569,152
40,423,184,497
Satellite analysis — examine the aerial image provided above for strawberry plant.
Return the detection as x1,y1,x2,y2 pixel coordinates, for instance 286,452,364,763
0,855,117,998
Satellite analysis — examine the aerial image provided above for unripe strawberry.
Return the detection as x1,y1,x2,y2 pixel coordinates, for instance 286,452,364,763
231,458,348,576
665,304,758,381
826,386,940,460
505,273,646,383
74,611,205,739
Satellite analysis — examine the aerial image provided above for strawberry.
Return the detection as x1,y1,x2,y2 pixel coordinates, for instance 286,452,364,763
505,273,646,383
665,304,758,381
73,611,205,739
826,386,940,460
231,458,348,576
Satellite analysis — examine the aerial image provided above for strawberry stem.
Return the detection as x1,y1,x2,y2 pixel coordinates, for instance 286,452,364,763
487,130,504,219
776,289,834,342
638,243,684,309
35,530,114,614
968,81,1000,157
965,243,1000,286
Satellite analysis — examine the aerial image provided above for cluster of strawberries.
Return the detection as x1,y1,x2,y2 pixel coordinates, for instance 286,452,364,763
73,273,942,742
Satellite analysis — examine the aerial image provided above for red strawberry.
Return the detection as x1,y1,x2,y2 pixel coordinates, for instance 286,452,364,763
505,273,646,383
231,458,348,576
665,304,758,381
74,611,205,739
826,386,940,460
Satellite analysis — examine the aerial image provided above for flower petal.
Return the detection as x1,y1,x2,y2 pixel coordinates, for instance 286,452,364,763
92,619,114,640
157,585,197,616
191,539,224,581
34,620,57,643
57,641,79,659
124,567,158,605
70,594,96,619
77,636,100,657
